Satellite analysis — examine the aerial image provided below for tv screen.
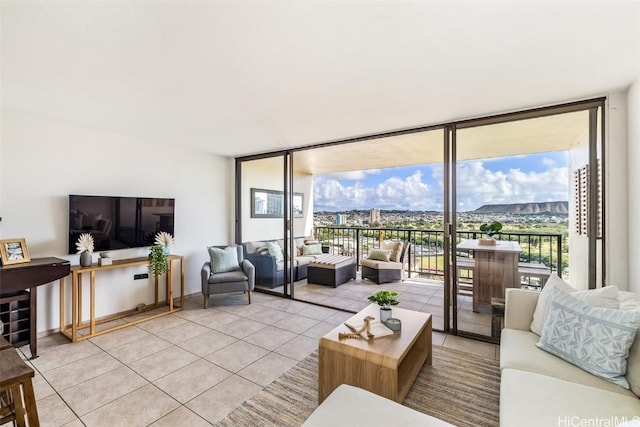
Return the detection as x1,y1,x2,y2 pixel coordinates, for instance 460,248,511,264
68,195,175,254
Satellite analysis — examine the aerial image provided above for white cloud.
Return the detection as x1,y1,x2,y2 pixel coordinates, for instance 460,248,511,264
314,161,569,212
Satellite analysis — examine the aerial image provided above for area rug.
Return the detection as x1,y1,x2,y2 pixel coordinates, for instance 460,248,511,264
215,346,500,427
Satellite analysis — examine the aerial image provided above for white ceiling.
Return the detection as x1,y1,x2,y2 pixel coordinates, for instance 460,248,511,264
2,1,639,158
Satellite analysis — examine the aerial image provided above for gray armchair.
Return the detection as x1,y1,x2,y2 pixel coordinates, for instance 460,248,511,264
201,244,255,308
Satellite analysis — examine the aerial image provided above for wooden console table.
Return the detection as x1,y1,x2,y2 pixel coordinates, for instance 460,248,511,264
59,255,184,342
0,257,70,358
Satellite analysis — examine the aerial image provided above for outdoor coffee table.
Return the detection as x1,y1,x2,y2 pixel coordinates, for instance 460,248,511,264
307,255,356,287
318,303,432,404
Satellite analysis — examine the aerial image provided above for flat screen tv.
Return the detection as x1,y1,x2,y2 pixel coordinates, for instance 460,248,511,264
68,195,175,254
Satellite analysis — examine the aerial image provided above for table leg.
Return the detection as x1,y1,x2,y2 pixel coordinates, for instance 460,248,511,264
29,287,37,359
22,379,40,427
167,259,173,311
59,277,65,337
90,271,96,335
77,273,83,328
71,273,78,342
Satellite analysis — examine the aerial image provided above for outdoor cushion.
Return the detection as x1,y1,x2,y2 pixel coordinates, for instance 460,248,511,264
368,248,391,262
266,241,285,262
381,241,404,262
361,258,402,270
302,244,323,255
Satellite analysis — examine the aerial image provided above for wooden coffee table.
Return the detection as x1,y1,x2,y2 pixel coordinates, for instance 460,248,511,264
318,304,432,404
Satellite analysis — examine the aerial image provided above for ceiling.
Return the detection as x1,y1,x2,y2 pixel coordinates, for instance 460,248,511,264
2,1,639,158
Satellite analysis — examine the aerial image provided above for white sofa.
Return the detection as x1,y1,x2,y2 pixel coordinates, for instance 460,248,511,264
302,384,454,427
500,286,640,426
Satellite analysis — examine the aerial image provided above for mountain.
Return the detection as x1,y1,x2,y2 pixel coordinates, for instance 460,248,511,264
473,201,568,214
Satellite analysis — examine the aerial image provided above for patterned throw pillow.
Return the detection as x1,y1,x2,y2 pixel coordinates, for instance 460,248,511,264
208,246,240,274
537,288,640,388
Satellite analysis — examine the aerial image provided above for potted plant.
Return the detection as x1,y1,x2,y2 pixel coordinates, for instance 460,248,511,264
479,221,502,245
75,233,94,267
368,290,399,322
148,245,168,278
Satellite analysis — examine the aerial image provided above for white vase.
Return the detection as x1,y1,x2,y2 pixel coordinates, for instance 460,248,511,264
380,306,392,322
163,245,170,256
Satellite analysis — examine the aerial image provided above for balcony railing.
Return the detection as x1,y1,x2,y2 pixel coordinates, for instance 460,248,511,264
314,226,564,280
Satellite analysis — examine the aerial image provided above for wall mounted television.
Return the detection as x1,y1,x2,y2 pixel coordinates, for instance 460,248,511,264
68,195,175,254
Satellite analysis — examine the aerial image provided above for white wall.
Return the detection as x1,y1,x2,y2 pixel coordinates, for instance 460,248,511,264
627,76,640,294
606,93,629,290
240,156,314,242
0,111,232,334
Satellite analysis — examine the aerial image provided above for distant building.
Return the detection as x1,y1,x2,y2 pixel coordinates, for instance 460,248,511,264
335,213,347,225
369,208,381,225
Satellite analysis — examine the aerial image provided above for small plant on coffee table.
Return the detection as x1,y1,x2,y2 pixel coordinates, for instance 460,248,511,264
368,290,399,307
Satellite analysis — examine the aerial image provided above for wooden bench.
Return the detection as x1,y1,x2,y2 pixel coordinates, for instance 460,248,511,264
518,262,551,288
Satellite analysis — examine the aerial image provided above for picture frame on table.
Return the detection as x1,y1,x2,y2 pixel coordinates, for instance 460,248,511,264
0,238,31,266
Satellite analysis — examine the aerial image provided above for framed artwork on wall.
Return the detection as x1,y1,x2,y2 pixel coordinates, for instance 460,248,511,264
0,238,31,265
251,188,304,218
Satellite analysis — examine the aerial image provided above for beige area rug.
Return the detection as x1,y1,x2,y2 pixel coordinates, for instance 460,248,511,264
215,346,501,427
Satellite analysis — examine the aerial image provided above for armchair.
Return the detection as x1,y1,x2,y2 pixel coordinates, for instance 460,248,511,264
201,244,255,308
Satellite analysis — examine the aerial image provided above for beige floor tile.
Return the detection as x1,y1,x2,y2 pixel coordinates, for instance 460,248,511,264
205,340,269,373
154,358,231,403
237,352,298,387
43,351,122,391
243,325,297,351
186,375,262,424
442,334,497,359
155,322,210,344
192,310,242,329
62,419,86,427
32,373,56,400
89,325,151,350
30,340,102,372
432,331,447,346
344,300,369,311
274,334,318,360
296,293,330,305
60,366,147,415
301,321,337,339
173,306,211,322
177,329,238,357
107,334,173,364
244,307,290,325
81,384,180,427
129,345,199,381
324,311,355,325
149,406,211,427
136,315,188,333
272,313,320,334
217,301,266,316
396,300,425,311
318,296,354,309
213,317,266,339
34,393,78,427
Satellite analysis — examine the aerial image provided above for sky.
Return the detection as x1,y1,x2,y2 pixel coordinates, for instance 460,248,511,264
313,151,569,212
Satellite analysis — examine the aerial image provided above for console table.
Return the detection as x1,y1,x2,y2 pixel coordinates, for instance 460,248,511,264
0,257,70,358
59,255,184,342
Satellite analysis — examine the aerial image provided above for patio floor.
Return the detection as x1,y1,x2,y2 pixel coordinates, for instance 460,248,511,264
257,273,495,337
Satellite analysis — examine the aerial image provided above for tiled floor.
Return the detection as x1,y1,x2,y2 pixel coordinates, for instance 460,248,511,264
266,274,495,336
9,292,499,427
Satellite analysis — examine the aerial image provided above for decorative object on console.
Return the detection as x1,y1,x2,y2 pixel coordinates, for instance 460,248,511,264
479,221,502,245
0,238,31,266
75,233,94,267
368,290,399,323
98,251,112,266
385,318,402,331
148,245,168,277
155,231,174,255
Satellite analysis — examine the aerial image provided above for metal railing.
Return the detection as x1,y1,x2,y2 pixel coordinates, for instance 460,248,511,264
314,226,564,280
